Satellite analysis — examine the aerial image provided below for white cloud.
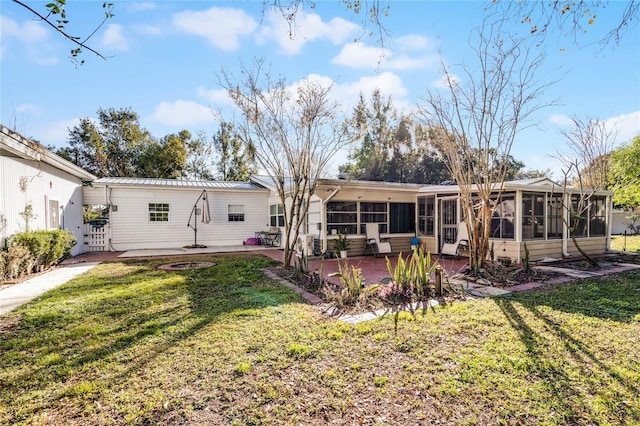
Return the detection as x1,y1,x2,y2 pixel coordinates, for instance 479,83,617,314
132,23,162,36
100,24,128,51
332,42,436,70
197,87,232,104
127,2,156,12
395,35,430,51
0,15,57,63
0,15,48,42
148,100,216,126
30,118,81,146
172,7,257,51
605,110,640,144
548,112,640,142
258,9,360,55
16,103,39,114
548,114,573,126
289,72,410,113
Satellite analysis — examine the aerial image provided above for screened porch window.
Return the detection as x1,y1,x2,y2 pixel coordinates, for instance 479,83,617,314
417,196,435,236
571,195,587,237
522,193,545,240
590,196,607,236
360,202,387,234
490,193,515,239
390,202,415,234
327,201,357,235
547,194,563,239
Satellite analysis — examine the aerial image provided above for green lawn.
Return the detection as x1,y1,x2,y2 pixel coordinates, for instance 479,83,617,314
611,234,640,253
1,254,639,425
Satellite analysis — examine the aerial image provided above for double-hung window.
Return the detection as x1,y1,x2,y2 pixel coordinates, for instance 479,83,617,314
228,205,245,222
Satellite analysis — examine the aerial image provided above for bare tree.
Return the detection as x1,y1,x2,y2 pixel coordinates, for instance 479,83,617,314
417,19,556,274
219,59,356,267
267,0,390,46
555,116,616,266
488,0,639,48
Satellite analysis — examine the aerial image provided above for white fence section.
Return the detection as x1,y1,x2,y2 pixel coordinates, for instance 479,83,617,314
83,224,110,252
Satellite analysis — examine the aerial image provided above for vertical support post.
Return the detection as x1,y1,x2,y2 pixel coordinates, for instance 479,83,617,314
435,266,443,296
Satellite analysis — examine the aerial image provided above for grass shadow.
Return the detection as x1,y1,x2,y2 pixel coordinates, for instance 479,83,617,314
0,253,303,424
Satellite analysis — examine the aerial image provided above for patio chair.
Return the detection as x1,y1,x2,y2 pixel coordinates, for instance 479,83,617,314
263,227,281,247
440,221,469,258
365,223,392,257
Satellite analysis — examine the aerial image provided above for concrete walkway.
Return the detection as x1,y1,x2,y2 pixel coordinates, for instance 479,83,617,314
0,262,99,315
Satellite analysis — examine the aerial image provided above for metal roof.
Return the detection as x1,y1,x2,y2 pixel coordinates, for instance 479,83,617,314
92,177,266,190
1,124,97,181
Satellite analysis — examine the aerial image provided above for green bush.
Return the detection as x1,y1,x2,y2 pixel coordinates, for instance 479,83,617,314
0,244,35,281
1,230,76,280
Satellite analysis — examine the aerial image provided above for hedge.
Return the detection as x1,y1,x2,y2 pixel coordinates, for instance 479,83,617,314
0,230,76,281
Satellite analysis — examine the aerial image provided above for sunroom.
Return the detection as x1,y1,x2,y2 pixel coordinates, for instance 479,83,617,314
415,178,612,264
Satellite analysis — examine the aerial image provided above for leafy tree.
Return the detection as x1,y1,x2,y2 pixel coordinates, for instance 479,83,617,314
213,122,256,181
65,108,156,178
135,131,188,179
341,91,451,184
342,90,394,181
184,131,217,181
609,135,640,209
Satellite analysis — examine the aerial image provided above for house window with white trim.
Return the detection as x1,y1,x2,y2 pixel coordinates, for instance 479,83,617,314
228,204,245,222
149,203,169,222
547,193,563,239
270,204,284,227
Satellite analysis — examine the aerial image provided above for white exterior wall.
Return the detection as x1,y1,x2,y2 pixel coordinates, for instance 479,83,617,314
84,185,269,250
611,210,635,234
0,156,86,255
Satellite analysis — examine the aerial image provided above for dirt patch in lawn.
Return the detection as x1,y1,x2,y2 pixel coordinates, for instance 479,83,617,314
157,261,216,271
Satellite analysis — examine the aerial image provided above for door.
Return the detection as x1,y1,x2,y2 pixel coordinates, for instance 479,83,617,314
439,197,458,251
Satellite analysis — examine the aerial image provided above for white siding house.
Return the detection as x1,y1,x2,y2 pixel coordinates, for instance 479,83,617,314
0,125,96,255
83,178,269,251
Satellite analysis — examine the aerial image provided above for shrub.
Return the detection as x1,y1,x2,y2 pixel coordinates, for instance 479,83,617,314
381,249,440,302
1,230,76,280
0,244,35,281
12,230,76,270
326,260,379,309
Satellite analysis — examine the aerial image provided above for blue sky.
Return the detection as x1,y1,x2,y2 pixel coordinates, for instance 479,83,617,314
1,1,639,179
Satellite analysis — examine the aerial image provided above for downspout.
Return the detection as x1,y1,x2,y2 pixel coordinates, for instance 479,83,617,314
515,191,522,265
562,192,571,258
606,194,612,252
321,186,341,253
